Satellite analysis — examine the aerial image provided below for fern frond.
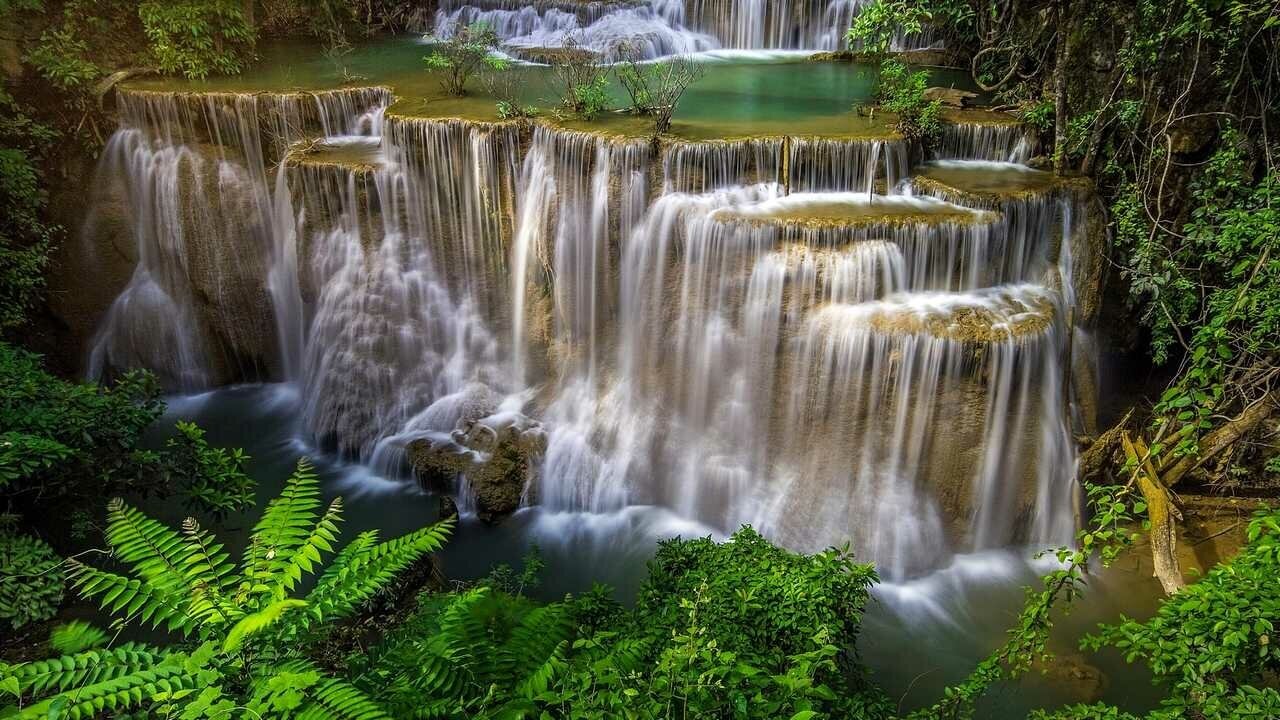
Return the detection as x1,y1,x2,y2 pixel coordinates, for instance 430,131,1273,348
301,519,453,628
436,587,489,665
274,497,343,596
295,675,393,720
11,662,198,720
180,518,238,594
515,640,567,700
104,499,195,587
104,499,203,608
505,603,573,682
222,598,307,653
49,621,110,654
179,518,246,631
4,645,166,696
67,560,195,635
267,660,392,720
244,459,326,592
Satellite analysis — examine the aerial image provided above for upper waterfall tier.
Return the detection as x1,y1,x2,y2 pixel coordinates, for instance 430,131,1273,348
430,0,939,60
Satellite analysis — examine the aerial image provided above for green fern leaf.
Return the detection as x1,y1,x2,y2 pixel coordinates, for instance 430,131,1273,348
5,645,165,695
268,660,392,720
222,598,307,653
515,640,567,699
504,603,572,684
104,499,200,600
179,518,245,632
296,675,393,720
9,655,195,719
301,519,453,629
244,459,326,592
274,497,343,596
48,621,109,654
67,560,194,635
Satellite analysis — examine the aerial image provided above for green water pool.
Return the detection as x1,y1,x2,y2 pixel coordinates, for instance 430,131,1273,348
125,36,979,140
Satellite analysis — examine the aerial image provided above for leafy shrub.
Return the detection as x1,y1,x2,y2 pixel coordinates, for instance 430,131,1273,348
0,461,454,719
570,76,611,120
355,585,576,718
876,58,943,143
1077,506,1280,718
0,531,64,630
549,527,891,718
137,1,256,79
162,421,255,519
485,67,537,120
549,38,611,120
1020,99,1055,134
0,343,253,521
0,92,58,331
846,0,931,54
0,342,166,504
424,21,503,96
356,527,891,719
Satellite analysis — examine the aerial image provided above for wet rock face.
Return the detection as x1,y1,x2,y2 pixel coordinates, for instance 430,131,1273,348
407,415,547,524
923,87,978,109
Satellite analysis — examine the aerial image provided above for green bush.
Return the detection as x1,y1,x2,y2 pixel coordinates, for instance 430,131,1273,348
876,58,943,143
137,1,256,79
552,527,891,719
1078,507,1280,719
0,92,58,331
162,421,255,520
423,21,503,96
0,531,64,631
549,38,611,120
0,343,253,520
570,75,611,120
0,342,166,503
360,527,891,719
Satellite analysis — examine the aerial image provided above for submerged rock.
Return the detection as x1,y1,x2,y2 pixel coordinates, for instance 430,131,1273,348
923,87,978,108
407,413,547,525
408,436,475,491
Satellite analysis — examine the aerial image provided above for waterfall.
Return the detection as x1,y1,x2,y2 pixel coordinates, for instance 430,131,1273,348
432,0,717,62
788,137,909,194
663,139,783,193
430,0,939,60
935,122,1037,163
85,83,1088,579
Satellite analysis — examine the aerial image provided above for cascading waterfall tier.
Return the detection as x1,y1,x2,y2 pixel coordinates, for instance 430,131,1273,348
935,120,1037,164
83,85,1093,579
661,136,910,195
431,0,938,60
87,87,392,389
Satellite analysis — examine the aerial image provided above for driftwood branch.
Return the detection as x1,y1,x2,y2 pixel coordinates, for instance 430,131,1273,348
1123,431,1185,594
1162,391,1278,486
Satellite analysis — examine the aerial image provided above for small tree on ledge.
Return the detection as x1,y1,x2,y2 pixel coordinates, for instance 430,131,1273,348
424,21,503,97
615,42,705,136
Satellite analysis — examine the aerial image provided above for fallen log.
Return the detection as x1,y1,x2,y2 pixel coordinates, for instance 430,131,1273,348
1123,431,1185,595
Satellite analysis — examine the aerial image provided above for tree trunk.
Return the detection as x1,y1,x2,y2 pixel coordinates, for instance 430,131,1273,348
1053,0,1072,175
